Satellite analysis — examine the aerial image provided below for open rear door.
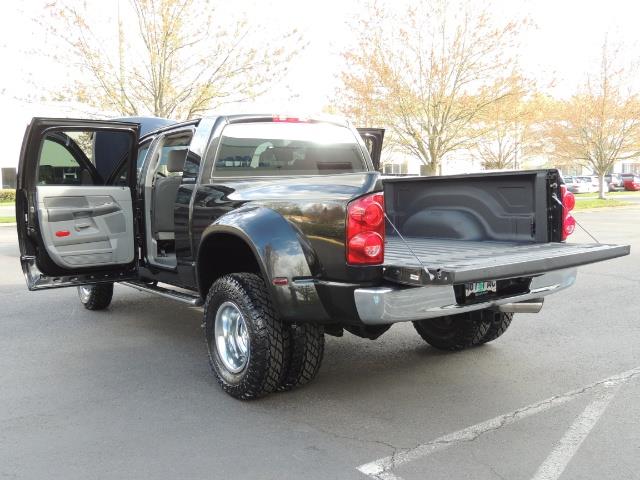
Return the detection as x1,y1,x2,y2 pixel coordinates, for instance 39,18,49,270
357,128,385,171
16,118,140,290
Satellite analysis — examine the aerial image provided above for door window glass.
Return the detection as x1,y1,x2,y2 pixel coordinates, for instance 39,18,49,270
152,132,193,182
137,142,151,174
37,130,133,186
38,138,86,185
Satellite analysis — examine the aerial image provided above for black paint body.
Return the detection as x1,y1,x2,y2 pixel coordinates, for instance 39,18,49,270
134,116,383,325
129,116,572,326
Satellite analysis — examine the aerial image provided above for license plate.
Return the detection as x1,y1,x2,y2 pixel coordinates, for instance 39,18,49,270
465,280,497,297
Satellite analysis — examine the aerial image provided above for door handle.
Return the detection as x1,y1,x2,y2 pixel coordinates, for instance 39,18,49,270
86,203,120,216
47,203,121,222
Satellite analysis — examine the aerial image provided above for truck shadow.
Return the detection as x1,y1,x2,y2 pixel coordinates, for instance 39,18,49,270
107,291,497,403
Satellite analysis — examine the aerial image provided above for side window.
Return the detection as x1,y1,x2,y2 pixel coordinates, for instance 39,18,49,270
38,137,87,185
37,130,133,186
182,150,201,180
113,140,151,186
151,132,193,183
137,142,151,174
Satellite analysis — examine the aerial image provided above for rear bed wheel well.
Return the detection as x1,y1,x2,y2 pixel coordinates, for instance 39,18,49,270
197,233,262,297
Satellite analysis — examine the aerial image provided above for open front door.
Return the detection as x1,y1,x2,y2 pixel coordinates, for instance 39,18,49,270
357,128,385,172
16,118,140,290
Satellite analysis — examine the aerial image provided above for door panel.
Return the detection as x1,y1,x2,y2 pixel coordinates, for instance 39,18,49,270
36,186,134,268
17,118,140,290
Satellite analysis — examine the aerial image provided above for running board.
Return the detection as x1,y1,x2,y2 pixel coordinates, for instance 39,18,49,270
120,281,203,306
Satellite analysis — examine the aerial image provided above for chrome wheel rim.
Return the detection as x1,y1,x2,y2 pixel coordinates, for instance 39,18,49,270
214,302,250,373
79,286,92,303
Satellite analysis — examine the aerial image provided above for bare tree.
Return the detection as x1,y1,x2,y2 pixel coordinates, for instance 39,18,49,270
546,41,640,199
336,0,528,175
44,0,302,119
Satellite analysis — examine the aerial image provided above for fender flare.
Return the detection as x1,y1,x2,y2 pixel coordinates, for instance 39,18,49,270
196,205,330,322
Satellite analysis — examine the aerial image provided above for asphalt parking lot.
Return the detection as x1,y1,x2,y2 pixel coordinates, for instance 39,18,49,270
1,207,639,480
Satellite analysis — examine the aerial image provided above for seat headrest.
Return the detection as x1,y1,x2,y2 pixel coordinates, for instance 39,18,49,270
80,169,93,185
258,148,275,167
271,147,293,163
167,149,187,173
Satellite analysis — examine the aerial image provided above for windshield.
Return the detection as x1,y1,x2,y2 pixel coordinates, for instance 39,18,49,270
212,122,366,177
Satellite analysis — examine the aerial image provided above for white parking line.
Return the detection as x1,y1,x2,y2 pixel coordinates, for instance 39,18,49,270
356,366,640,480
530,384,621,480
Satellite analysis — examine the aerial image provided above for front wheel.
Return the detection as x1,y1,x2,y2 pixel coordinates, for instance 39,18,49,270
412,311,491,351
77,283,113,310
204,273,286,400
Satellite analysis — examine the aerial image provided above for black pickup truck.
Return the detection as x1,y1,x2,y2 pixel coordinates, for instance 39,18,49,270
16,115,629,399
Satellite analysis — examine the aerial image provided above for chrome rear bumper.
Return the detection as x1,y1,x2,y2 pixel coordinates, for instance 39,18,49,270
353,268,576,325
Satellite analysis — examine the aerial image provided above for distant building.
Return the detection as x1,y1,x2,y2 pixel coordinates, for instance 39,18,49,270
379,142,640,177
550,159,640,177
1,168,17,189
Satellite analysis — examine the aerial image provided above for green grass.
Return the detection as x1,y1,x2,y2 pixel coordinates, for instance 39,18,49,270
0,201,15,206
0,216,16,223
573,199,633,210
575,191,640,199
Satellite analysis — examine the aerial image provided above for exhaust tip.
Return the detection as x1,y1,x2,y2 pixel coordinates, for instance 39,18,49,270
498,299,544,314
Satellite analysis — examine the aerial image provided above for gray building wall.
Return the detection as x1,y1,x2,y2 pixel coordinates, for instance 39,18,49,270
1,168,17,189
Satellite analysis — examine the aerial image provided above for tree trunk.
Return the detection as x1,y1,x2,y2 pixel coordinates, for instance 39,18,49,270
598,174,607,200
420,163,438,176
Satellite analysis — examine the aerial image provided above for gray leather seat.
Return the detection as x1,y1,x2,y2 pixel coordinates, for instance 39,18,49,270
153,149,185,238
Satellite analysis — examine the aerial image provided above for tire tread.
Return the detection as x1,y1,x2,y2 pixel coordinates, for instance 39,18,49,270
413,311,491,351
478,311,513,344
78,283,113,310
280,323,324,391
204,273,285,400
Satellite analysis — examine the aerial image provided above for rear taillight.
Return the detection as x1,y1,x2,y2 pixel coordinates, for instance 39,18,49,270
346,193,385,264
560,184,576,240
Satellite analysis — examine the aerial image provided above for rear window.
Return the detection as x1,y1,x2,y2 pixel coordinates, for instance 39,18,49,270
212,122,366,177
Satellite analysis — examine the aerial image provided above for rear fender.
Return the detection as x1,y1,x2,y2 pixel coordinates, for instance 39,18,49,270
198,205,330,322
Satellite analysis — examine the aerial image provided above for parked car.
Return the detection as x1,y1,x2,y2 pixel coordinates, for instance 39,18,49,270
583,175,610,193
590,175,609,193
563,175,575,189
15,116,630,400
573,176,606,193
621,173,640,191
605,173,625,191
565,176,593,194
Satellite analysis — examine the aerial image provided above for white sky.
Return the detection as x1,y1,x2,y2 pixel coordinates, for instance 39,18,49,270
1,0,640,168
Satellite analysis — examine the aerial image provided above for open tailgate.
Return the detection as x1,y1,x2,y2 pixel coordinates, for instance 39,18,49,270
382,170,630,286
384,237,629,285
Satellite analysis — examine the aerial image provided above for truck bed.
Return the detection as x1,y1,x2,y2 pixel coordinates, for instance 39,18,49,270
384,237,629,285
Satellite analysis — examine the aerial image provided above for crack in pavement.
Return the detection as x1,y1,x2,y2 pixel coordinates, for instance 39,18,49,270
293,418,411,459
470,449,509,480
357,366,640,479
